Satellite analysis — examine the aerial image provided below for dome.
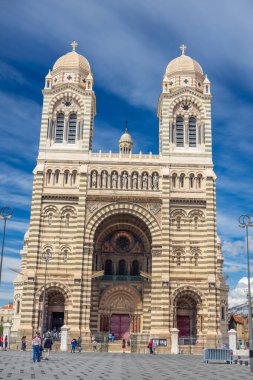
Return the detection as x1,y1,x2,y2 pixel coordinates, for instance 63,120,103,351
119,128,133,144
53,42,91,75
166,45,203,76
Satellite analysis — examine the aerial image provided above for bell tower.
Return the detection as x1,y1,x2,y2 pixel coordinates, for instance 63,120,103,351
39,41,96,158
158,45,212,163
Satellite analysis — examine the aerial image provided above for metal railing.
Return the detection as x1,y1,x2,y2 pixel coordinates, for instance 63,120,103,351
98,275,144,282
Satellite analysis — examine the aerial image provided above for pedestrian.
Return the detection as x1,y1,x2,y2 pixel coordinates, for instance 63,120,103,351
71,338,77,353
77,336,82,353
152,340,157,355
147,339,153,354
108,332,112,342
21,336,27,351
43,334,53,360
32,332,42,363
111,333,115,343
0,335,3,350
4,335,8,351
122,339,126,353
92,339,98,352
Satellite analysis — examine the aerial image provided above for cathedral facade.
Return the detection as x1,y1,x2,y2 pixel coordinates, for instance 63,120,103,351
12,43,228,350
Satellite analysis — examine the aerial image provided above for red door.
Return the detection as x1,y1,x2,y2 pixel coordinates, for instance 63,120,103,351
110,314,130,340
177,315,190,337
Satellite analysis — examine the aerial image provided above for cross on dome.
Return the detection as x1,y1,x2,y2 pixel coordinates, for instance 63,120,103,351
180,44,187,55
71,41,78,52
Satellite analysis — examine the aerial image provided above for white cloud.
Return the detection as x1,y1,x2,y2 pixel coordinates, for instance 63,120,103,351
228,277,253,307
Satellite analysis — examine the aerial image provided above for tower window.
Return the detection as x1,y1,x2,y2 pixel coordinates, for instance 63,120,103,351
189,174,194,188
55,113,64,143
176,117,184,147
68,113,77,143
189,117,197,147
55,170,60,185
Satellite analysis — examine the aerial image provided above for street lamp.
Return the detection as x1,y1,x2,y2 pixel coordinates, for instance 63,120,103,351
0,207,13,285
40,249,52,338
239,214,253,372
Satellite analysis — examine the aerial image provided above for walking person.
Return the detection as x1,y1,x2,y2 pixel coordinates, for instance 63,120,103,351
0,335,3,350
21,336,27,351
32,332,42,363
43,335,53,360
77,337,82,353
147,339,153,354
152,340,157,355
111,333,115,343
71,338,77,353
92,339,98,352
4,335,8,351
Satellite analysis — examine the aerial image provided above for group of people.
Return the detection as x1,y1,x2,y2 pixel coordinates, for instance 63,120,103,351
147,339,157,354
70,337,82,353
32,332,53,363
0,335,8,350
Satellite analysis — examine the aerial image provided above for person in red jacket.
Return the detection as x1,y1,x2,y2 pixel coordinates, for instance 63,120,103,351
148,339,153,354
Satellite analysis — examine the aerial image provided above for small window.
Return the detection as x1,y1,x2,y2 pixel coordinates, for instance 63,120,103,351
132,260,139,276
68,113,77,143
176,217,181,230
55,113,64,143
55,170,60,185
118,260,126,275
179,174,184,188
189,117,197,147
176,117,184,147
189,174,194,188
47,170,52,185
16,300,20,314
197,175,202,189
72,170,77,185
172,174,177,188
105,260,113,275
64,170,69,185
221,306,225,320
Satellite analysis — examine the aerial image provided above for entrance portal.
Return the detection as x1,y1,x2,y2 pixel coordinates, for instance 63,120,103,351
110,314,130,340
177,315,190,337
51,312,64,331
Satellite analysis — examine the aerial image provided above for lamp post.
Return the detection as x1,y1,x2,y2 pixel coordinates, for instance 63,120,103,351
40,249,52,339
239,214,253,372
0,207,13,286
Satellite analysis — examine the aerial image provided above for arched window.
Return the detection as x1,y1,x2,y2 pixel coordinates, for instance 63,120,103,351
132,260,139,276
47,170,52,185
118,260,126,275
189,117,197,147
179,174,185,188
68,113,77,143
72,170,77,185
55,170,60,185
64,170,69,185
189,174,195,189
55,113,64,143
176,217,181,230
176,117,184,147
65,213,70,227
221,306,225,320
48,213,53,225
172,174,177,188
105,260,113,275
16,300,20,314
197,174,202,189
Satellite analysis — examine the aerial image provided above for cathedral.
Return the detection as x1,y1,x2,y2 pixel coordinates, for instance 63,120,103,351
11,42,228,351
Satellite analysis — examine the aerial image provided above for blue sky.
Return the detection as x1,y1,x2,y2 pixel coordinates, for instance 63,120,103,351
0,0,253,306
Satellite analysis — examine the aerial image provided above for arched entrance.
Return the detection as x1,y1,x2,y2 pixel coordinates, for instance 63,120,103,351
90,212,152,338
173,289,203,340
37,287,67,334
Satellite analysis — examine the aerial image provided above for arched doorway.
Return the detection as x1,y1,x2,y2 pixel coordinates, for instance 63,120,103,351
90,212,152,338
38,289,66,334
174,290,203,341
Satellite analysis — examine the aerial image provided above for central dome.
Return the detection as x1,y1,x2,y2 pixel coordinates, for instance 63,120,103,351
53,42,91,75
166,49,203,76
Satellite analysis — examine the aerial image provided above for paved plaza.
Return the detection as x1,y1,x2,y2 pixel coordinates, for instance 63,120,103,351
0,351,252,380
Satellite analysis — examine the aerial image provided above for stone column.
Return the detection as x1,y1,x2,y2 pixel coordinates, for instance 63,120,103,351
170,328,179,354
228,329,237,354
3,323,12,349
61,325,70,351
